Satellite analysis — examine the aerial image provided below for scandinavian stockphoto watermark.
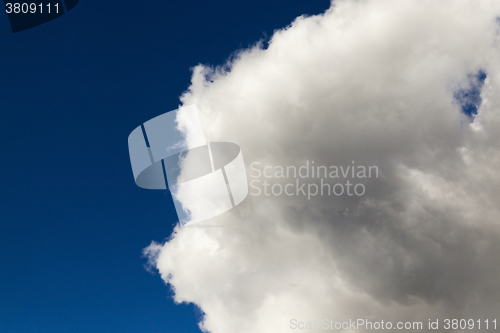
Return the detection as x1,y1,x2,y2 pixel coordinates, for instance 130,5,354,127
249,161,379,199
289,318,498,330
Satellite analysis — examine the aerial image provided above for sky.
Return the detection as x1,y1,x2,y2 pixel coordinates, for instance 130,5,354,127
0,1,330,332
3,1,500,333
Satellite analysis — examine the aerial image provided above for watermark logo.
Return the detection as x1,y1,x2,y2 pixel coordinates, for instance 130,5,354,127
249,161,378,199
4,0,79,33
128,105,249,226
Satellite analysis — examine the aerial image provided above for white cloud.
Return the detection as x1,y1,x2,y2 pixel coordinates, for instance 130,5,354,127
145,0,500,331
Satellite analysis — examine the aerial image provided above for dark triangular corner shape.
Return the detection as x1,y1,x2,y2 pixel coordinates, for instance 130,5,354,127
4,0,79,33
64,0,79,12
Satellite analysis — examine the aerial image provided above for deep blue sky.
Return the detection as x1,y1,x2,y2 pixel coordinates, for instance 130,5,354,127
0,1,330,332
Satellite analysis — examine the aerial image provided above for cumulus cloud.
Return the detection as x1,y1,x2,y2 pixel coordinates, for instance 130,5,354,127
144,0,500,331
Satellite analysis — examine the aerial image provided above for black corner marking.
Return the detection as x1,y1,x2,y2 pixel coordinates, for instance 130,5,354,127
64,0,78,12
4,0,79,33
